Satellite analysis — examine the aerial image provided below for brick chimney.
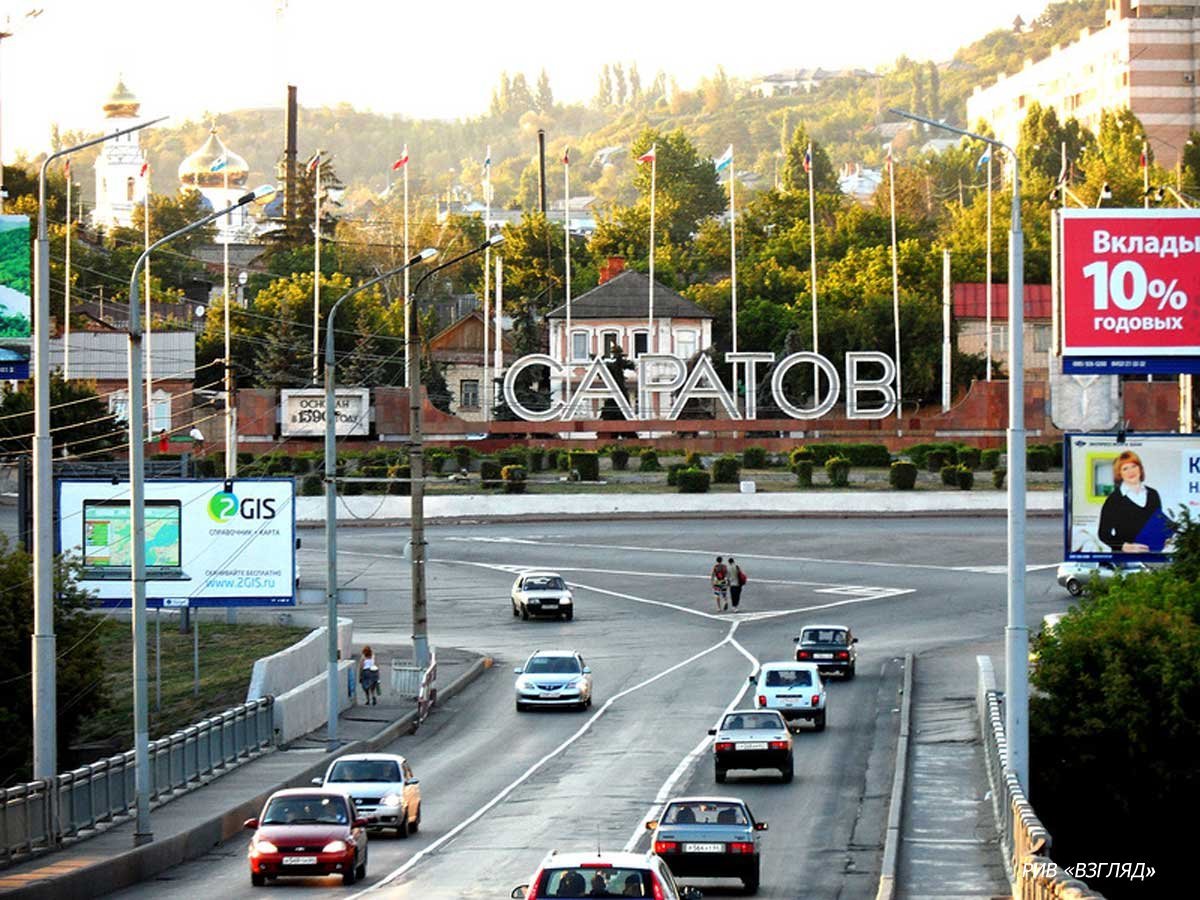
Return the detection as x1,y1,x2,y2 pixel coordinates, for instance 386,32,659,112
599,256,626,284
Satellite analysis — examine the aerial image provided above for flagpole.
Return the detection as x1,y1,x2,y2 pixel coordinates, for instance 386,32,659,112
145,162,153,439
564,147,572,367
483,257,490,424
64,161,71,381
648,152,656,353
483,145,491,418
223,163,234,479
1143,140,1149,210
494,255,503,377
888,145,902,420
986,151,993,381
806,142,818,400
313,155,321,384
402,146,410,388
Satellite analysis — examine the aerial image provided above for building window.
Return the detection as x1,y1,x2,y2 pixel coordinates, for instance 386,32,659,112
675,330,697,360
602,332,620,357
1033,324,1052,353
633,332,648,357
150,391,172,435
460,379,480,409
991,324,1009,355
127,177,136,202
570,331,589,362
109,392,129,423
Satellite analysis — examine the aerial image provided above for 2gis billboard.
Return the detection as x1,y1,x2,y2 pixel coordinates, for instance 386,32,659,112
57,479,297,607
1064,433,1200,563
1060,209,1200,373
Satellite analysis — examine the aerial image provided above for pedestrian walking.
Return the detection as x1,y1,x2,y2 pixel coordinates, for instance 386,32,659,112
728,557,746,610
710,556,730,612
359,645,381,705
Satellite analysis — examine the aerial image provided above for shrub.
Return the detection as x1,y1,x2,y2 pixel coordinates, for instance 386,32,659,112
789,447,813,468
501,465,527,494
194,454,220,478
498,448,527,468
677,468,711,493
889,461,918,490
794,459,814,487
359,464,387,494
386,463,411,496
1027,446,1053,472
742,446,767,469
557,450,570,471
957,446,981,470
928,450,949,473
825,456,851,487
300,474,323,496
237,451,254,468
528,448,544,472
638,450,661,472
940,463,960,487
684,451,705,469
712,455,740,484
610,448,630,470
666,463,688,486
452,445,472,471
569,451,600,481
911,442,958,468
957,465,974,491
479,458,502,488
844,443,892,467
1050,441,1063,467
425,449,448,475
993,468,1007,489
980,448,1002,470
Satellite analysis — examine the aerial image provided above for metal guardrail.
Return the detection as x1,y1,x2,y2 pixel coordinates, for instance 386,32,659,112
976,658,1105,900
417,649,438,726
0,697,274,868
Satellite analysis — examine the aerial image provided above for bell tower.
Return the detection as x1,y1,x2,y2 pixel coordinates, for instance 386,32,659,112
92,76,148,229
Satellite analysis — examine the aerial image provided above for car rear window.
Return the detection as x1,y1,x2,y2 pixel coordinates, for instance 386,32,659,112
764,668,812,687
525,656,581,674
723,712,785,731
664,802,748,825
328,759,401,783
803,629,846,644
539,868,650,897
524,576,566,591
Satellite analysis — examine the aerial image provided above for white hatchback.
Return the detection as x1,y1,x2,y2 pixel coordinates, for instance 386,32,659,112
513,649,593,711
749,662,827,732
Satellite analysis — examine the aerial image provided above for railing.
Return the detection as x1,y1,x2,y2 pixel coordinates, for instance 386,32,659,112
0,697,274,868
417,648,438,726
976,657,1105,899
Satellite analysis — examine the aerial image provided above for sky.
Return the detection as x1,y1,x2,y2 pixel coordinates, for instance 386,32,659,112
1,0,1054,158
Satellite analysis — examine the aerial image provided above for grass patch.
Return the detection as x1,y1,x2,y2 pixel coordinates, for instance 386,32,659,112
75,617,309,752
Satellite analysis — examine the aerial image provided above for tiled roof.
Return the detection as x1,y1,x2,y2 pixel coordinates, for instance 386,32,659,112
953,283,1052,320
546,270,712,320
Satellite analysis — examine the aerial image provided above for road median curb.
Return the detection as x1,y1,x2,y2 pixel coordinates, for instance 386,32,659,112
875,651,914,900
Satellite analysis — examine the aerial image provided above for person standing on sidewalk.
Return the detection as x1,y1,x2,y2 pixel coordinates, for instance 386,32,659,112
359,646,380,705
710,556,730,612
728,557,745,610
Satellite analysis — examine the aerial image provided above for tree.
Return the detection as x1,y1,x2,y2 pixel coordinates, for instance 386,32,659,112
612,63,627,107
628,63,642,105
535,69,554,114
1181,130,1200,194
780,125,839,194
594,64,612,108
627,129,725,245
927,61,941,121
0,376,121,459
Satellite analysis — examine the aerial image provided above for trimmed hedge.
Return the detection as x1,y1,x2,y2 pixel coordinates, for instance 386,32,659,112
825,456,851,487
359,464,388,494
300,474,323,496
558,450,571,471
501,465,527,494
712,455,740,484
453,445,472,471
677,468,711,493
639,450,661,472
957,446,981,470
610,448,630,470
908,442,958,468
957,465,974,491
789,447,814,467
981,448,1002,470
528,448,544,473
426,449,449,475
570,451,600,481
742,446,767,469
794,460,814,488
889,461,918,490
666,463,688,486
1027,446,1053,472
498,448,527,468
940,463,960,487
684,451,705,469
387,463,412,496
928,450,949,473
993,468,1007,489
479,458,502,488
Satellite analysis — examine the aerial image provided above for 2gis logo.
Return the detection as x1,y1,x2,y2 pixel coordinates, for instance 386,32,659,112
208,490,277,523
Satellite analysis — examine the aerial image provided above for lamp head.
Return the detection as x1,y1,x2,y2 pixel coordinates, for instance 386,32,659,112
485,233,505,248
417,247,438,261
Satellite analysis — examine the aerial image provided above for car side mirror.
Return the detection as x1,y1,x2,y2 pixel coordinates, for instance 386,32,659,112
311,777,323,786
747,674,756,684
513,667,523,674
353,817,368,828
583,667,591,674
406,778,420,786
852,637,858,644
681,888,705,900
755,821,768,831
511,887,529,899
707,728,717,736
243,817,259,830
645,820,658,831
792,636,800,643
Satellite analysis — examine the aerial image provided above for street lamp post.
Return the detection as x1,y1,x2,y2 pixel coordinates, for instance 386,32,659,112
890,108,1029,791
127,184,275,842
407,235,504,669
32,116,166,784
323,248,437,749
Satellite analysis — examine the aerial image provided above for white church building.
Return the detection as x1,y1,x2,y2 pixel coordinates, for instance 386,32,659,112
91,78,149,229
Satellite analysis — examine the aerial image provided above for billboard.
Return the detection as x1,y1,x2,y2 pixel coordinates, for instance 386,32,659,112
1064,433,1200,562
1061,209,1200,374
281,388,370,437
0,215,31,379
57,479,296,607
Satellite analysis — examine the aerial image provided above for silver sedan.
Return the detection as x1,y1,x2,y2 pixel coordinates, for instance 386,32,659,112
1056,560,1150,596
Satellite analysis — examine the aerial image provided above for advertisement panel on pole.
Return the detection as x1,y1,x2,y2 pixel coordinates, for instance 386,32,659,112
57,479,297,607
0,215,32,379
280,388,370,437
1064,433,1200,562
1060,209,1200,373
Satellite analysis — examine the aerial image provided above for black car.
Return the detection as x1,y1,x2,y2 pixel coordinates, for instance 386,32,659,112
794,624,857,678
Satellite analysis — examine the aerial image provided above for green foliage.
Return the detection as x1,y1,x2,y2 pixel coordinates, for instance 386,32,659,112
981,448,1002,470
300,474,324,496
426,449,449,475
610,448,630,470
956,465,974,490
558,450,571,471
666,463,688,486
824,456,851,487
386,464,411,496
498,448,528,468
527,448,544,473
992,467,1006,489
676,468,711,493
889,460,918,490
711,455,740,484
928,450,950,473
479,458,502,488
794,459,814,487
569,451,600,481
1027,446,1053,472
742,446,767,469
684,451,705,469
789,447,814,467
501,465,527,494
940,463,960,487
0,375,119,459
638,450,661,472
957,446,981,470
453,446,473,470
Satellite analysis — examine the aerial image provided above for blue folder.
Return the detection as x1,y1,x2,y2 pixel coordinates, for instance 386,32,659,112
1135,510,1174,552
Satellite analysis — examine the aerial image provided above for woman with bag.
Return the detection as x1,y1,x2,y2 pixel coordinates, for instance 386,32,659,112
359,645,381,705
728,557,747,610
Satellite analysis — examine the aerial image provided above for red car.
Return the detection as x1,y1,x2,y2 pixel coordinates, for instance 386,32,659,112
244,788,369,887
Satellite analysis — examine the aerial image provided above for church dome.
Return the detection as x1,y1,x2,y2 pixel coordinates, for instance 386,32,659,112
178,127,249,188
103,77,141,118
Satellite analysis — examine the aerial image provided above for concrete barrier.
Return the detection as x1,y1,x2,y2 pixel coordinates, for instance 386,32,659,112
272,658,359,744
245,617,353,703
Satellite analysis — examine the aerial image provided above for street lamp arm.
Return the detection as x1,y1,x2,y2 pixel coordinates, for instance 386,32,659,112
411,236,504,300
886,108,1016,158
324,248,437,363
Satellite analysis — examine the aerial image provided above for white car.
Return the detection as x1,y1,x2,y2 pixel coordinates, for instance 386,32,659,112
1056,560,1150,596
511,849,701,900
749,661,827,732
513,649,592,711
511,571,574,621
313,752,421,837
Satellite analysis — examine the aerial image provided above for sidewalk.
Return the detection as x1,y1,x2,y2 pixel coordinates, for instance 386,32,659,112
896,649,1010,899
0,647,489,900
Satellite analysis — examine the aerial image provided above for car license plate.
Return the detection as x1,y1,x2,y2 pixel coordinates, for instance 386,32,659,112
540,693,558,698
542,603,557,609
736,741,768,750
683,843,724,853
282,856,318,865
814,653,833,659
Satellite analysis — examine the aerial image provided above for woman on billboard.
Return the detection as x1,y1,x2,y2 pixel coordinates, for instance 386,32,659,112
1098,450,1165,553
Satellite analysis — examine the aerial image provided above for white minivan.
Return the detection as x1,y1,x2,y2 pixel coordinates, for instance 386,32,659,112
748,662,827,732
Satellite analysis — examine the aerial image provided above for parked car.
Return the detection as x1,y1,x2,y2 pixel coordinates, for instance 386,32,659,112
313,752,421,837
749,662,826,731
513,649,593,711
1056,560,1150,596
793,624,857,678
511,571,574,620
708,709,794,783
647,796,767,894
244,788,368,887
510,849,701,899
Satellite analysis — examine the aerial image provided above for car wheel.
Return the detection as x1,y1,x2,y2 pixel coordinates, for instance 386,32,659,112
343,864,357,886
512,602,519,617
781,761,794,783
410,803,420,834
846,662,856,680
743,864,760,894
356,851,367,880
397,808,410,838
814,711,826,732
251,873,265,887
521,604,529,620
715,765,727,784
565,609,574,621
1066,579,1083,597
516,700,527,712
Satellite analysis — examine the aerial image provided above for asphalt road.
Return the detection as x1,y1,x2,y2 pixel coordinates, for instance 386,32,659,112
105,514,1067,899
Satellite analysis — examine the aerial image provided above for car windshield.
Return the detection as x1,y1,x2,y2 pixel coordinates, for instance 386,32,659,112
525,656,581,675
524,576,566,591
764,668,812,687
803,629,846,645
261,795,348,826
327,760,401,783
540,867,650,897
722,712,784,731
664,802,748,826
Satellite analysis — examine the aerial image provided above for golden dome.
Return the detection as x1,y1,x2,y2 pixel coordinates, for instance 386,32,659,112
178,128,249,188
103,76,140,118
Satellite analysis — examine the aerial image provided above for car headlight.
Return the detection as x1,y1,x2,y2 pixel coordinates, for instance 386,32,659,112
561,595,572,604
253,838,278,854
322,840,348,853
381,793,404,807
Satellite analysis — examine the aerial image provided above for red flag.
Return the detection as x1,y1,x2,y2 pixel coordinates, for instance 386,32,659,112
64,159,70,175
139,161,149,178
1139,148,1147,168
307,152,321,174
392,145,409,170
562,147,570,165
637,144,656,164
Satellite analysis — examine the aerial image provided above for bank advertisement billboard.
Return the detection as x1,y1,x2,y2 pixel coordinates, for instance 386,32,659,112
1061,209,1200,373
0,215,31,379
57,479,296,607
1064,433,1200,562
